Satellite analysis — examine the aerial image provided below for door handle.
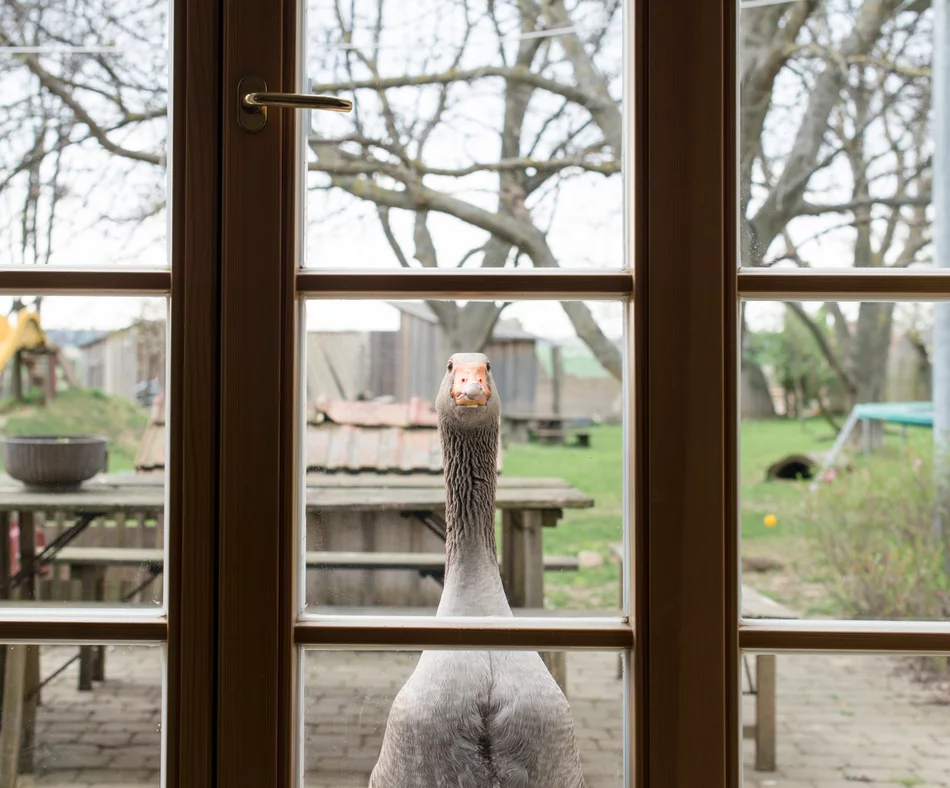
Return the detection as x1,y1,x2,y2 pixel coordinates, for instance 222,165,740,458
237,75,352,133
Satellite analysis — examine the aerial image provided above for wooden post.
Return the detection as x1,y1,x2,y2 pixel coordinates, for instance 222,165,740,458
500,509,544,608
17,513,37,775
46,351,56,402
502,510,567,694
500,510,515,603
0,513,9,712
78,565,96,691
10,351,22,403
0,646,27,788
93,568,106,681
519,510,544,609
755,654,777,771
551,345,563,416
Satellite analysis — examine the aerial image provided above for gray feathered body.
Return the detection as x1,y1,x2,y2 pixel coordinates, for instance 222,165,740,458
369,651,585,787
369,354,586,787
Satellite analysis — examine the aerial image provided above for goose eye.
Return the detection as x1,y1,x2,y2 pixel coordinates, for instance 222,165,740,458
486,361,491,372
447,360,453,371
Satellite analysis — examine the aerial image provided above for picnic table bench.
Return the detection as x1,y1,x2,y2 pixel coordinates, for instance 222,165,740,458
502,413,593,447
608,543,797,772
33,547,580,695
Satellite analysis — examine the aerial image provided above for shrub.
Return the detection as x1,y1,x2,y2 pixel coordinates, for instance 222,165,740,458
801,457,950,621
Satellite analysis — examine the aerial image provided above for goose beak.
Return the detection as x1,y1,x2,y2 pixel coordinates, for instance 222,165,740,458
451,363,490,406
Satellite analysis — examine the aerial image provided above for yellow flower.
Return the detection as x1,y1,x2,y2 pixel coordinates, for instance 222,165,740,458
763,514,778,528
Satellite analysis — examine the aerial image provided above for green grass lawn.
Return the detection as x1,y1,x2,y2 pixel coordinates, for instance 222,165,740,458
505,416,937,612
740,416,933,537
741,417,935,614
0,388,149,473
502,424,623,610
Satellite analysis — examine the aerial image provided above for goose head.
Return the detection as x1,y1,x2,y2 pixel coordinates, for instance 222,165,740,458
435,352,500,432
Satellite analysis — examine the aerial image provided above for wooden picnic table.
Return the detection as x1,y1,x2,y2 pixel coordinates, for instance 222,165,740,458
0,470,594,775
501,412,593,447
0,472,593,614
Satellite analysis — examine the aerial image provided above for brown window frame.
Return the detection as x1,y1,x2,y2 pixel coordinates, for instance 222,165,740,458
6,0,949,785
0,0,220,785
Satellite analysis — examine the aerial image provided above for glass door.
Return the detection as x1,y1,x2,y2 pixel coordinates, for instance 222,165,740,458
0,0,219,786
217,0,647,785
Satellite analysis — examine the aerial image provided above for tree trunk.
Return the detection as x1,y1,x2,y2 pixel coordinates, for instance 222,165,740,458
434,301,505,367
848,301,895,449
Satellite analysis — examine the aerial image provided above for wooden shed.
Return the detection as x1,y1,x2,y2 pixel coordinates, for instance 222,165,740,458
79,320,165,407
305,302,542,414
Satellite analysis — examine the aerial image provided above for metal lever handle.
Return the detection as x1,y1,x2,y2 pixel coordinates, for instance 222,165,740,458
237,75,352,133
244,93,353,113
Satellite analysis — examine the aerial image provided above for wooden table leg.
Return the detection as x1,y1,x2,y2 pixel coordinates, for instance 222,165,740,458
502,510,543,608
77,564,95,691
755,654,776,771
18,513,37,776
93,567,106,681
500,511,515,602
0,646,27,788
502,510,567,695
0,512,9,713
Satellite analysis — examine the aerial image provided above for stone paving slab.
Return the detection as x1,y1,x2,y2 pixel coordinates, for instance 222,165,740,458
11,645,949,786
22,645,162,787
742,653,950,788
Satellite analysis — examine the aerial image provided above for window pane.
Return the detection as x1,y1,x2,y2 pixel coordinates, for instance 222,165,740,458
301,299,625,617
0,296,167,608
0,1,170,268
303,0,625,270
741,299,950,623
302,648,624,787
0,642,163,785
742,651,950,784
738,2,932,271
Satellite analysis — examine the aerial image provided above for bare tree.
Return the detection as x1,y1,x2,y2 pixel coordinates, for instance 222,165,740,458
0,0,168,275
1,0,936,391
305,0,624,376
740,0,932,419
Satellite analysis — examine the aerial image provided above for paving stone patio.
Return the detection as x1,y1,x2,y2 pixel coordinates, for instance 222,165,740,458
10,645,950,786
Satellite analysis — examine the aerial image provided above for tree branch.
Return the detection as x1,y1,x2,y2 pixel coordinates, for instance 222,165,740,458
308,155,618,178
748,0,903,259
376,206,411,268
539,0,622,152
786,301,857,396
311,66,615,117
0,30,163,166
794,194,931,216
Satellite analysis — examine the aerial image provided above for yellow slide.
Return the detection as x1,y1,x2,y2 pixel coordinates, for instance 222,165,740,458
0,309,48,375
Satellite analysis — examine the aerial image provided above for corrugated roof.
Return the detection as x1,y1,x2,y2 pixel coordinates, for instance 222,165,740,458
135,396,501,475
305,423,445,474
309,396,438,428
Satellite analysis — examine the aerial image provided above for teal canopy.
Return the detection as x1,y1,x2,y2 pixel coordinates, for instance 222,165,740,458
852,401,933,427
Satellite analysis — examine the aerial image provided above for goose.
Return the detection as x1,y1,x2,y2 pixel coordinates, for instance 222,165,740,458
369,352,586,788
